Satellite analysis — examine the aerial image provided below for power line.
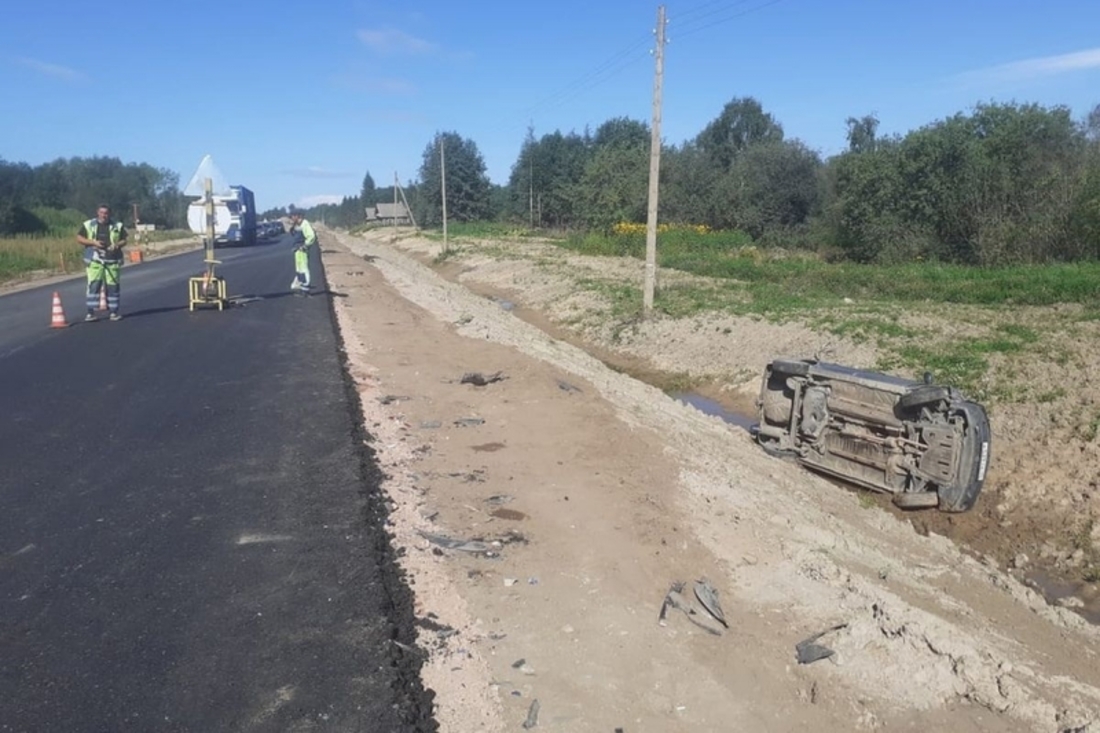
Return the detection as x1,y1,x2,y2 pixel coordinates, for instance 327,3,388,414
664,0,787,39
671,0,754,24
518,33,653,120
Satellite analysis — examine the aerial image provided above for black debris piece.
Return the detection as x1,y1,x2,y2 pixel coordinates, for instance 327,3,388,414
454,417,485,428
795,623,848,665
460,371,507,387
693,579,729,628
556,379,582,394
522,699,540,729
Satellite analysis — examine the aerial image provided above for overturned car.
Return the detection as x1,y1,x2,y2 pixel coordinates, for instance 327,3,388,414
754,359,991,512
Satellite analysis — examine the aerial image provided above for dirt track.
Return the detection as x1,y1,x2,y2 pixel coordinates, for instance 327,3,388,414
324,227,1100,732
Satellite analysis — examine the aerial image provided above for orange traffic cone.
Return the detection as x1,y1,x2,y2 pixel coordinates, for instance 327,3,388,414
50,291,68,329
99,286,108,311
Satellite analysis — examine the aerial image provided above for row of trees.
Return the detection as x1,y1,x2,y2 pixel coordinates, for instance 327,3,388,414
0,156,186,235
297,97,1100,266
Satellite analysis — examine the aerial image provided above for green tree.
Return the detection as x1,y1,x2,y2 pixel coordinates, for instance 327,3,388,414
592,117,650,150
730,140,822,237
696,97,784,171
360,171,376,207
416,131,491,226
577,143,648,230
507,128,591,228
845,114,879,154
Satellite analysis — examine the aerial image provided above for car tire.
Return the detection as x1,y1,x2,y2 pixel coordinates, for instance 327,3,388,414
898,385,951,410
770,359,811,377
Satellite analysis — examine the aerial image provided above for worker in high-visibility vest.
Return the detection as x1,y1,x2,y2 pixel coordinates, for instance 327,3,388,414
76,204,127,321
287,211,317,295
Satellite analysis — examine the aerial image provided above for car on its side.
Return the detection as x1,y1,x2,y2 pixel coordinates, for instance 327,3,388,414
753,358,991,512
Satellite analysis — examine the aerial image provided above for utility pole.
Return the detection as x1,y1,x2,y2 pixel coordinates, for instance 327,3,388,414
440,138,449,253
396,174,419,230
529,157,534,229
643,4,667,313
393,171,399,242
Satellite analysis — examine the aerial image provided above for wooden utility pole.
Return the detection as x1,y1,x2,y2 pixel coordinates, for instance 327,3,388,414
396,175,419,230
529,158,534,229
440,138,449,253
393,171,399,242
643,4,667,313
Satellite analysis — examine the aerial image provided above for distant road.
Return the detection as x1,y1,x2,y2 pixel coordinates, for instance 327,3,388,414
0,236,436,731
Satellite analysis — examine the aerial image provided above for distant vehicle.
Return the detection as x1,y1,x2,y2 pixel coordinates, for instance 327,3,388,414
753,358,991,512
186,185,257,247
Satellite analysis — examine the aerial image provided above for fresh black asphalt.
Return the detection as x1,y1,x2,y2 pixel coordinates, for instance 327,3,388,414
0,236,436,731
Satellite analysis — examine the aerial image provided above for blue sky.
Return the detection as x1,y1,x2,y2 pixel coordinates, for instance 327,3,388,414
2,0,1099,213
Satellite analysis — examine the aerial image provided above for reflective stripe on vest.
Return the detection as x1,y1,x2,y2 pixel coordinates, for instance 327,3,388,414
85,219,123,245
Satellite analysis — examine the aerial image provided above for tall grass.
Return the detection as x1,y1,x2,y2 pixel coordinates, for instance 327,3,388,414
0,235,83,280
0,229,194,281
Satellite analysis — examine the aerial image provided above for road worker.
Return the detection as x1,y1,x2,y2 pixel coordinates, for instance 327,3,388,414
287,211,317,295
76,204,127,321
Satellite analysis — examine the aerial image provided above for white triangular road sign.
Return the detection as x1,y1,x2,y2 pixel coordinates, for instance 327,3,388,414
184,154,231,197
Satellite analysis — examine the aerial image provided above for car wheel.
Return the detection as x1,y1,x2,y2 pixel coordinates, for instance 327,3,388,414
770,359,811,377
898,385,951,410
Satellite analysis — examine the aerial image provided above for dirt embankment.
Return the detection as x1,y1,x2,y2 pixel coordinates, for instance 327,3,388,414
380,231,1100,614
322,227,1100,732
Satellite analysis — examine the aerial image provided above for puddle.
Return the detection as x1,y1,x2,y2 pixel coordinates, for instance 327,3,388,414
670,392,756,432
1025,569,1100,625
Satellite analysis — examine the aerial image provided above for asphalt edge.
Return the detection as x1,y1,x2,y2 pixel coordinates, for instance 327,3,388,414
316,247,440,731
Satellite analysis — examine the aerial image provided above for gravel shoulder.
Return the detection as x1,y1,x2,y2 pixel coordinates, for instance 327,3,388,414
324,227,1100,732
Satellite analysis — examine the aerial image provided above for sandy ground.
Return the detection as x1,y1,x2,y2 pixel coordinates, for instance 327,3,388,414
374,231,1100,616
321,227,1100,732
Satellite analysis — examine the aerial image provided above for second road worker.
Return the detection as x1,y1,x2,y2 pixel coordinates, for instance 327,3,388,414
288,211,316,295
76,204,127,321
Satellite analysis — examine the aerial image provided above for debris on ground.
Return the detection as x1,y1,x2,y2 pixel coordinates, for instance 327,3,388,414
419,420,443,429
795,624,849,665
556,379,582,394
484,494,514,505
658,581,725,636
378,394,412,405
522,699,540,729
693,579,729,629
460,371,507,387
417,530,493,555
489,508,528,521
454,417,486,427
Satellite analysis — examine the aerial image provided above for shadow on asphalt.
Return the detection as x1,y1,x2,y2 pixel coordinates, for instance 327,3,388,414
120,290,347,320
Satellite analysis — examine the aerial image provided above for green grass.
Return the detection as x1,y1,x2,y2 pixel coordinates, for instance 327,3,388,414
1083,414,1100,443
424,221,541,240
559,231,1100,310
0,229,194,282
0,235,83,281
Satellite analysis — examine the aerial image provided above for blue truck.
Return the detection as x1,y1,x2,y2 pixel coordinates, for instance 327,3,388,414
220,185,257,247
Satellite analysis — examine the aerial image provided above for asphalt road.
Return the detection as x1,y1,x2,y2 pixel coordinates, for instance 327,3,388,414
0,236,436,731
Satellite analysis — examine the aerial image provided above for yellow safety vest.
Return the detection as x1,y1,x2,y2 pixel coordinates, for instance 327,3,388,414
84,219,124,246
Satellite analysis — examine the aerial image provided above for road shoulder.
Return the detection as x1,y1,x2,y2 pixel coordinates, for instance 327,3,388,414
323,232,1100,732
